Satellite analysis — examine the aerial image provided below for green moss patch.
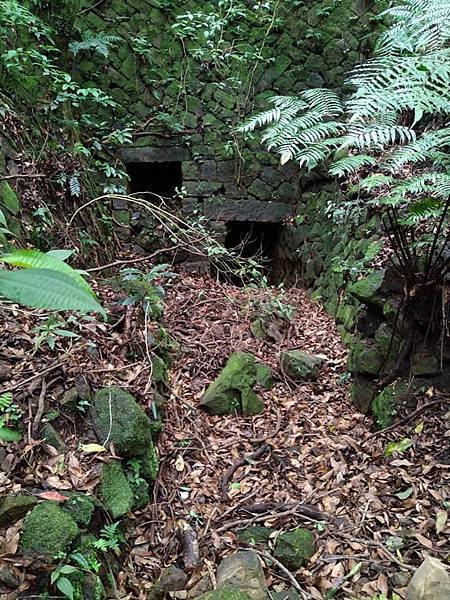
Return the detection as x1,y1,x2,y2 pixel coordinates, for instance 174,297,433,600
274,528,316,570
99,461,133,518
21,502,79,554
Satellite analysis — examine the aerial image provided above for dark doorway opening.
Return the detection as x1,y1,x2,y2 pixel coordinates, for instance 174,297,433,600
126,162,182,198
217,221,281,285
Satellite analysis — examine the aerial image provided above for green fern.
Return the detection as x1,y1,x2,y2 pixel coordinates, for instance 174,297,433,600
69,33,119,58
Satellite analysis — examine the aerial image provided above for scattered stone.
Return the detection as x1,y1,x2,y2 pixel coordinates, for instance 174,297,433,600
196,589,251,600
91,386,153,457
62,492,96,527
0,494,37,527
187,574,213,598
274,528,316,570
200,353,264,416
407,556,450,600
250,318,267,341
236,526,275,547
280,350,323,381
350,376,377,414
41,422,66,453
159,565,188,591
138,442,160,482
216,550,268,600
255,364,273,390
21,502,79,554
99,461,133,518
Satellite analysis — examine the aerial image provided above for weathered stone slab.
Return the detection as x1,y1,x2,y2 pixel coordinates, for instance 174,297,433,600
204,199,292,223
121,146,191,163
407,556,450,600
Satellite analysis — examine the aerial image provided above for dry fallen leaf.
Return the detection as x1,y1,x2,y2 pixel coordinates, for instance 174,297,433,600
36,491,70,502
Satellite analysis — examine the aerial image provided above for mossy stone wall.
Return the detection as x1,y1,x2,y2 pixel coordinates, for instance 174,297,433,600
75,0,381,241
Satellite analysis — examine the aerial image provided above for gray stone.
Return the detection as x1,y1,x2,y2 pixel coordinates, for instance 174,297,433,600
272,182,297,203
121,146,190,163
407,556,450,600
280,350,323,381
159,565,187,591
0,495,37,527
248,179,272,201
41,422,66,453
204,199,291,223
217,550,269,600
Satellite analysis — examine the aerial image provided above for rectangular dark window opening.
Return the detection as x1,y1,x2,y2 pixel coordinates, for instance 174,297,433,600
126,161,182,199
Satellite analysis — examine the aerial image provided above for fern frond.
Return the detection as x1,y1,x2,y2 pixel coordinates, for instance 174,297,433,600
385,128,450,170
69,33,119,58
328,155,377,177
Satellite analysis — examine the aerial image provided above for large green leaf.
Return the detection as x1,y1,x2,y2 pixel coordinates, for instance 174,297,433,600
0,268,105,316
1,249,94,296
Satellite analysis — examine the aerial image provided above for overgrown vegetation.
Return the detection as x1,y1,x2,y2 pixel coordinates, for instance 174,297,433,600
243,0,450,362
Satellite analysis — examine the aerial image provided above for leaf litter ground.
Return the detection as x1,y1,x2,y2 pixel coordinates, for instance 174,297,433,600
0,270,448,599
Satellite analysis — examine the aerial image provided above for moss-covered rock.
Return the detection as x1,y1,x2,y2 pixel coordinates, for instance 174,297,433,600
138,443,159,482
348,341,383,375
90,386,153,457
41,422,66,453
62,493,96,527
196,589,251,600
349,270,386,308
411,350,441,376
99,461,133,518
274,528,316,570
280,350,323,381
372,381,408,428
199,352,264,416
21,502,79,554
350,376,377,414
236,526,275,547
255,364,272,390
129,477,150,510
0,495,37,527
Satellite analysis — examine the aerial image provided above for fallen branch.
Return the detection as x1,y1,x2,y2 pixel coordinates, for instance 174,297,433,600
239,502,332,522
178,524,200,571
254,549,311,600
220,444,269,502
31,379,47,439
0,174,45,180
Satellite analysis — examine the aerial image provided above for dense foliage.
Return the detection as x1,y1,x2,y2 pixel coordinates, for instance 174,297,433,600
242,0,450,244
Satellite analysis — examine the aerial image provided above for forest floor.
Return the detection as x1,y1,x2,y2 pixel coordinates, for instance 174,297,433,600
0,265,448,599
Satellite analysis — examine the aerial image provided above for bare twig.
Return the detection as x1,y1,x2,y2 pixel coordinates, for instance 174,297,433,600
254,549,311,600
220,444,269,502
32,379,47,439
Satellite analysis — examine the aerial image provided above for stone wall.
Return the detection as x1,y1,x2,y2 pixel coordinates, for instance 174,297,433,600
75,0,382,245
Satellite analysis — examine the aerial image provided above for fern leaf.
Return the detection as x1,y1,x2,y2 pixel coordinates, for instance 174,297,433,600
329,155,377,177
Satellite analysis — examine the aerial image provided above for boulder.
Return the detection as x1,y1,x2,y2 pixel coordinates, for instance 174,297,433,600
90,386,153,457
217,550,268,600
407,556,450,600
150,565,188,600
274,528,316,570
200,353,264,416
21,502,78,554
411,350,442,377
0,495,37,527
99,461,133,518
280,350,323,381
